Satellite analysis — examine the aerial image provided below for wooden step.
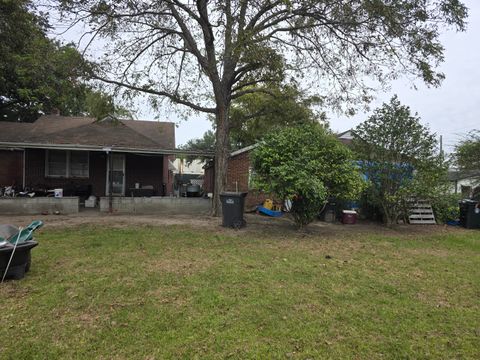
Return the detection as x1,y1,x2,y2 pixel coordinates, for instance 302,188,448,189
408,200,436,225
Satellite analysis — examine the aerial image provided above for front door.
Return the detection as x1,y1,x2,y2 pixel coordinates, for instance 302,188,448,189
106,153,125,196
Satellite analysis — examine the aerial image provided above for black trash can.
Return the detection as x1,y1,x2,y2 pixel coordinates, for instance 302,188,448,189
0,241,38,280
220,192,247,228
319,198,337,222
459,200,480,229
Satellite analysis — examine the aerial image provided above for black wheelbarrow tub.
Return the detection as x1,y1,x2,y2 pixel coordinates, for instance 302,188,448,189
0,240,38,280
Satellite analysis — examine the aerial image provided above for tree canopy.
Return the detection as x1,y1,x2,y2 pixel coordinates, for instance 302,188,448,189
182,83,324,155
454,130,480,175
0,0,128,122
84,89,134,120
353,96,447,225
229,84,325,148
0,0,87,121
252,123,364,228
179,130,216,165
56,0,468,214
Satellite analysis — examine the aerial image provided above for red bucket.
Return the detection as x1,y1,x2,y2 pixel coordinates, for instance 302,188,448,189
342,210,357,224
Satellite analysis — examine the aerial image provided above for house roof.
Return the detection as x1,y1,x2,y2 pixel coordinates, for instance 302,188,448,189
447,170,480,182
228,130,353,158
230,144,258,157
0,115,176,152
336,129,355,145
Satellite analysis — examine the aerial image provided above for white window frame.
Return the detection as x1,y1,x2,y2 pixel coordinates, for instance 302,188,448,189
45,150,90,178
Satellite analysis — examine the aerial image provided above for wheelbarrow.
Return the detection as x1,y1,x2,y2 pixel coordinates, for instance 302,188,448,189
0,221,43,280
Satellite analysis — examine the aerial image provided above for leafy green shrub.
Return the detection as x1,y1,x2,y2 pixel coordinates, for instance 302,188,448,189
432,193,461,224
251,124,365,228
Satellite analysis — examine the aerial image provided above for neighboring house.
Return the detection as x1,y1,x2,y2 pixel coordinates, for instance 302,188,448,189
448,170,480,198
203,144,264,209
172,159,205,176
337,130,355,146
205,143,301,211
0,115,177,198
204,131,354,192
203,130,356,209
204,145,256,193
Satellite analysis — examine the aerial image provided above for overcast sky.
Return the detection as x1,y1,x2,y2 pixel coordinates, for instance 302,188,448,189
332,0,480,154
54,0,480,151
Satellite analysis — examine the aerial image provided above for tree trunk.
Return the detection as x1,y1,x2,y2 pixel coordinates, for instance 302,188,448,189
212,104,230,216
382,202,394,227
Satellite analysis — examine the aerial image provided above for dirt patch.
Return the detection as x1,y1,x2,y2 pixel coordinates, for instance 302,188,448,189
403,247,454,258
0,211,218,230
145,257,212,276
416,290,453,308
74,311,105,328
0,211,469,239
146,285,191,306
0,283,32,300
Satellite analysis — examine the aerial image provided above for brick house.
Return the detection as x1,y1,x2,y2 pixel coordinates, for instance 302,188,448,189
204,130,354,210
204,144,271,210
0,115,177,198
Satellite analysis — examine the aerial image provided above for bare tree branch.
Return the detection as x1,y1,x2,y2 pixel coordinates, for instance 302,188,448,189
93,75,216,113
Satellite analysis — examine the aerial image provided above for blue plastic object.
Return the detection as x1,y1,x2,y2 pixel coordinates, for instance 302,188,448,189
446,220,460,226
257,206,283,217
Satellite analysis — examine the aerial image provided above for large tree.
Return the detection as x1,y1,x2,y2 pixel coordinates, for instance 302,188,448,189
57,0,467,215
84,88,134,120
353,96,447,226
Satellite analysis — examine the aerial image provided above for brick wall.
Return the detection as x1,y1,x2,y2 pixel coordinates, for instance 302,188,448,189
226,151,250,192
203,149,278,211
203,162,214,194
0,150,23,187
203,151,251,194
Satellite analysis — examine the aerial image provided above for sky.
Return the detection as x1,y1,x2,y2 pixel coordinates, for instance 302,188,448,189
331,0,480,154
53,0,480,151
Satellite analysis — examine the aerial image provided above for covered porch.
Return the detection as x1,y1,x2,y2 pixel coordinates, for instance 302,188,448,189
0,144,213,215
22,147,174,199
0,115,215,215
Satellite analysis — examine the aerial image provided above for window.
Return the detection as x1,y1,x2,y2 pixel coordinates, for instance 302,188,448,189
47,150,67,177
46,150,89,178
70,151,89,177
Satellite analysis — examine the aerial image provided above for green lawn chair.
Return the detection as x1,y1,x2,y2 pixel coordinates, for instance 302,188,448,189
0,220,43,246
0,221,43,280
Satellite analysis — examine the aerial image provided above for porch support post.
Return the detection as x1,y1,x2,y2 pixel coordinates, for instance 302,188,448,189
109,152,113,213
162,155,170,196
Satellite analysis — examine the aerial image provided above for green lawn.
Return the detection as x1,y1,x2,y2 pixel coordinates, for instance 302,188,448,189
1,225,479,359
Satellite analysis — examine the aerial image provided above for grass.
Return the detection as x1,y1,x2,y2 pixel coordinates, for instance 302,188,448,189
0,224,479,359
